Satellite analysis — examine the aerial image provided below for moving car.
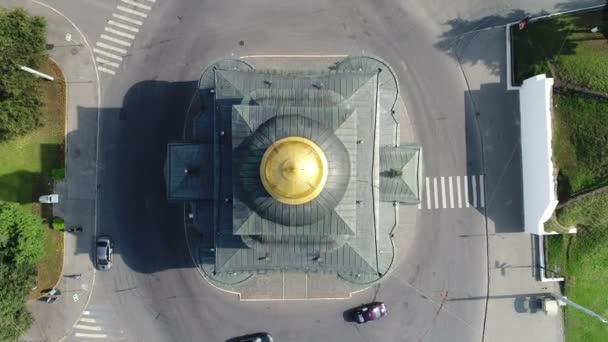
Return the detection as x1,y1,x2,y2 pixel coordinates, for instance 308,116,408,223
232,332,273,342
355,302,387,323
96,236,113,271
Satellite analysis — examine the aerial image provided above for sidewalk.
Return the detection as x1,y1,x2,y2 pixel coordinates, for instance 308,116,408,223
0,1,100,341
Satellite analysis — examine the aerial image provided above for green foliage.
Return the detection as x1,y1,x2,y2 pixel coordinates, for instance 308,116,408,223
0,201,44,266
51,216,64,230
0,8,47,141
553,92,608,194
51,167,65,180
0,263,35,342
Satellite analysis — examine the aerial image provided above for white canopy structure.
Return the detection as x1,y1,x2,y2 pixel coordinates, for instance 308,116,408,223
519,75,558,235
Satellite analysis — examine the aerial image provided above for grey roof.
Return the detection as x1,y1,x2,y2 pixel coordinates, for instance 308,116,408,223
379,146,421,203
164,143,212,201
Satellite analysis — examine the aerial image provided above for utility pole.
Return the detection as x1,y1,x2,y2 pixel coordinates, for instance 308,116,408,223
552,293,608,324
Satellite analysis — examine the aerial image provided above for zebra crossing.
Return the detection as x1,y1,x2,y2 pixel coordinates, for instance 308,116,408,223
66,308,129,341
419,175,485,210
94,0,156,76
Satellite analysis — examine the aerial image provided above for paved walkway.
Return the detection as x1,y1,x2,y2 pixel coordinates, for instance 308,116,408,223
0,1,100,341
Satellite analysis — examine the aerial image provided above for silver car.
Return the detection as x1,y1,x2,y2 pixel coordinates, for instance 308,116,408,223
96,236,113,271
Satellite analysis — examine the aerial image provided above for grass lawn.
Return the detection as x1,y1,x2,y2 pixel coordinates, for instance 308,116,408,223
0,58,66,299
549,193,608,341
512,8,608,91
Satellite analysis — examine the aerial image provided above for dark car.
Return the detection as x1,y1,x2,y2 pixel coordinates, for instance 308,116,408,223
96,236,113,271
355,302,387,323
231,332,273,342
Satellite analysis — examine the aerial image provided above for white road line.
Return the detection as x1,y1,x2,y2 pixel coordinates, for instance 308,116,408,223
112,13,143,26
95,57,119,68
121,0,152,10
117,5,148,18
80,318,96,323
105,27,135,39
143,0,156,2
83,311,91,315
448,176,454,208
100,34,131,47
480,174,485,208
456,176,462,208
433,177,439,209
425,177,431,210
472,175,478,208
464,176,470,208
74,332,108,339
74,324,102,331
97,67,116,75
95,42,127,54
440,176,447,209
108,20,139,32
94,47,124,61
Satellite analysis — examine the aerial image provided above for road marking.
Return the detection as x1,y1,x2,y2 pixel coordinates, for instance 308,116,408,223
74,324,102,331
75,332,108,339
121,0,152,10
433,177,439,209
95,42,127,54
100,34,131,46
108,20,139,32
440,176,446,209
143,0,156,2
80,318,96,323
105,27,136,39
464,176,470,208
425,177,431,209
94,47,124,60
117,5,148,18
83,311,90,315
472,175,478,208
480,174,485,208
448,176,454,208
456,176,462,208
98,67,116,75
111,13,143,25
95,57,119,68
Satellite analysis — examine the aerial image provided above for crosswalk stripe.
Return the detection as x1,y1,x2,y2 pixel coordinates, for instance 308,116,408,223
425,177,431,210
143,0,156,2
108,20,139,32
96,42,127,54
112,13,143,25
94,48,123,61
464,176,470,208
74,324,102,331
75,332,108,338
121,0,152,10
472,175,478,208
101,34,131,47
98,67,116,75
456,176,462,208
105,27,135,39
433,177,439,209
80,318,96,323
448,176,454,208
480,174,485,208
117,5,148,18
83,311,91,315
96,57,120,68
440,176,446,209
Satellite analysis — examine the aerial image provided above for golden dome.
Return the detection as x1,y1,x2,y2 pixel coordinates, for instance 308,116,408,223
260,137,328,205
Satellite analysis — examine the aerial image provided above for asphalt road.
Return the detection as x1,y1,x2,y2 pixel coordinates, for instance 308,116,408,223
41,0,601,341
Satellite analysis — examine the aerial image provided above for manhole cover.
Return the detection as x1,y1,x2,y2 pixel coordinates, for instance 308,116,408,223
71,47,79,55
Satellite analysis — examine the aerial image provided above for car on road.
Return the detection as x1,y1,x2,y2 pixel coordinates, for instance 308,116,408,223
231,332,273,342
354,302,387,323
96,236,113,271
38,194,59,203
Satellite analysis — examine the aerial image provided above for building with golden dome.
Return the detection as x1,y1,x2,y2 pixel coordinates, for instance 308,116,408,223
165,57,421,293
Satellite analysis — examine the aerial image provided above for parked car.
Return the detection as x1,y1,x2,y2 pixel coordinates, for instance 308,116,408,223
231,332,273,342
96,236,113,271
38,194,59,203
354,302,387,323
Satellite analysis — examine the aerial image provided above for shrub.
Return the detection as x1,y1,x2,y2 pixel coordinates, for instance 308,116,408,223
51,167,65,180
51,216,64,230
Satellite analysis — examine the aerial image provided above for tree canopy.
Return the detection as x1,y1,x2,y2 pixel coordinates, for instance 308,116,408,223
0,8,47,141
0,201,44,266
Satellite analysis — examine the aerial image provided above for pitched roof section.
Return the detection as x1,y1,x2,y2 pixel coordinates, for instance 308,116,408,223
164,143,212,201
379,146,421,203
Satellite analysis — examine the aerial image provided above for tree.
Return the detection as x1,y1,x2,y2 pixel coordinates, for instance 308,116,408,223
0,201,44,267
0,8,47,141
0,263,35,342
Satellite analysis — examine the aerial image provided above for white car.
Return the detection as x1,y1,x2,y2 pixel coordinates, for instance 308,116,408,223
96,236,113,271
38,194,59,203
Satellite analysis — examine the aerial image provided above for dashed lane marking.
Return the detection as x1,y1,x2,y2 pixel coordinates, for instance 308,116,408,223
120,0,152,10
111,13,143,25
116,5,148,18
95,42,127,54
108,20,139,32
100,34,131,46
94,47,124,60
104,27,135,39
